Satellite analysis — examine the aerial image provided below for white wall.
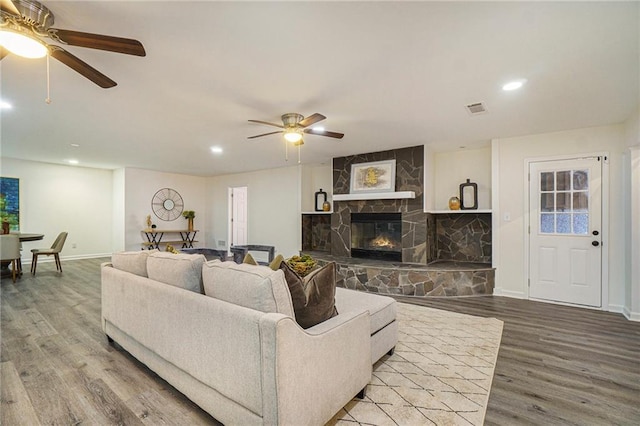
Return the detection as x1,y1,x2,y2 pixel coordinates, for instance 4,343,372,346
492,124,626,311
123,168,208,251
433,147,492,210
0,158,113,262
208,166,301,257
301,163,333,212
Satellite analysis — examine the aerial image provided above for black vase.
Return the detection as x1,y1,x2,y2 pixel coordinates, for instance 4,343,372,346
459,179,478,210
314,189,327,212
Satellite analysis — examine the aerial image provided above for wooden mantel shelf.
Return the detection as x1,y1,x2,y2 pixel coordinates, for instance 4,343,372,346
332,191,416,201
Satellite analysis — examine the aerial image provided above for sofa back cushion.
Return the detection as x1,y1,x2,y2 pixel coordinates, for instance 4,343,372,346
202,261,294,318
147,252,206,293
111,250,158,277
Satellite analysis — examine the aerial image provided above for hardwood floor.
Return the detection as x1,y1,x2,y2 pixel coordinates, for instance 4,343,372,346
393,295,640,425
1,258,639,425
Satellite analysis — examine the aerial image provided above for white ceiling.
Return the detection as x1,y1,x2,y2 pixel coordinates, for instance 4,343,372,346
1,1,638,176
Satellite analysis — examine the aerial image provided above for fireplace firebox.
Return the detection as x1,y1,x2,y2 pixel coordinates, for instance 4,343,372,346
351,213,402,261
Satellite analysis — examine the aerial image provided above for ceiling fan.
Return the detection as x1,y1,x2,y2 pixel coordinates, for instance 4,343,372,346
0,0,145,88
248,113,344,146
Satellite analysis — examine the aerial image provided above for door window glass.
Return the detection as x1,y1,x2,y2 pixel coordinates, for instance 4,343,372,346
539,169,589,234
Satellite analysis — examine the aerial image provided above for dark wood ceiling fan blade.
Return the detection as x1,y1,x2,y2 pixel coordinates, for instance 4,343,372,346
50,46,117,88
304,128,344,139
248,130,283,139
49,29,146,57
298,113,326,128
0,0,20,15
248,119,284,128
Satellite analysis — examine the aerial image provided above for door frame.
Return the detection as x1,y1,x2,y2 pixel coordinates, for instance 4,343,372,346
227,186,248,256
523,152,610,310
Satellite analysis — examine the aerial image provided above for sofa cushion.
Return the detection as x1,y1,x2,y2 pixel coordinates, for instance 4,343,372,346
111,250,157,277
147,252,206,293
335,287,396,335
202,261,294,318
280,261,338,329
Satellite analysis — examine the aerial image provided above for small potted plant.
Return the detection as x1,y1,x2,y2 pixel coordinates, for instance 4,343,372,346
182,210,195,231
286,254,317,277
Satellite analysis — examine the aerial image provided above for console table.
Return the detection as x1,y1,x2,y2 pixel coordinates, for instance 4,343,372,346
141,230,198,250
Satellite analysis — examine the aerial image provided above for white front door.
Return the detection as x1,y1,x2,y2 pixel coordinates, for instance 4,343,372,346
529,157,602,307
230,186,248,247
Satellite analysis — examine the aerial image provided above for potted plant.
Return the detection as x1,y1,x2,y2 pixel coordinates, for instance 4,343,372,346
182,210,195,231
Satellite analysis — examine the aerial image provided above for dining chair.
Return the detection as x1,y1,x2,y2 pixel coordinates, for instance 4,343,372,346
1,234,21,283
31,232,68,275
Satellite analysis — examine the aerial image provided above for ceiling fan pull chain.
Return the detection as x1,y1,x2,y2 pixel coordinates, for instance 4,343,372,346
298,144,301,164
45,54,52,104
284,139,288,161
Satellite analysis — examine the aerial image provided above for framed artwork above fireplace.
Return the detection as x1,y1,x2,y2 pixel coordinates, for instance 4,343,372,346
350,160,396,194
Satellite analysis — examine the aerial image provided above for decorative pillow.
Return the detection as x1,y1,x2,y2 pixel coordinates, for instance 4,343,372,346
279,261,338,329
111,250,157,277
147,252,206,293
202,261,294,317
243,252,258,265
269,254,285,271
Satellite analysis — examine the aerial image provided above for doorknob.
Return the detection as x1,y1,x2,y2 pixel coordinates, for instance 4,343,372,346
592,230,599,236
592,241,600,247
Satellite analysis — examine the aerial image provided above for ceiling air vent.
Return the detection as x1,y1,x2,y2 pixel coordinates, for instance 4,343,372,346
466,102,487,115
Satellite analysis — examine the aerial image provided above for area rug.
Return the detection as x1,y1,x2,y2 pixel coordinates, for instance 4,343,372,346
328,302,504,426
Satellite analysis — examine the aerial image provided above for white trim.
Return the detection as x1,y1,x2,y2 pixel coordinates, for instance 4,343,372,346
22,253,112,264
492,288,525,299
622,306,640,322
523,152,610,309
427,209,492,214
227,187,233,256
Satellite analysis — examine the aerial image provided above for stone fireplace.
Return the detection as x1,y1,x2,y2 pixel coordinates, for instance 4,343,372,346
350,213,402,261
331,145,435,264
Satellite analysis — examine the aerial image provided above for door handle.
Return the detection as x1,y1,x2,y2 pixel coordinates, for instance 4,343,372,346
592,241,600,247
592,230,599,236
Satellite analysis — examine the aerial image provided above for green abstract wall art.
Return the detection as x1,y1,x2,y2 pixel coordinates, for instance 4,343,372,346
0,177,19,231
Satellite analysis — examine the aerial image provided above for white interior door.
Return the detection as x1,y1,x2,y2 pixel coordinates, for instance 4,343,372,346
230,186,248,248
529,157,602,307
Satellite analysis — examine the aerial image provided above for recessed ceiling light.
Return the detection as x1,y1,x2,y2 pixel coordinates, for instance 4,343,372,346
502,79,527,91
210,146,223,154
67,159,79,165
0,100,12,109
70,143,80,147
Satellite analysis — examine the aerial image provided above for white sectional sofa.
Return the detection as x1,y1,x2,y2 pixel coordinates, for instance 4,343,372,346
101,251,397,426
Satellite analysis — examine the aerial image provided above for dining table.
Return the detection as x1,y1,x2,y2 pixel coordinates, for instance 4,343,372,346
1,232,45,278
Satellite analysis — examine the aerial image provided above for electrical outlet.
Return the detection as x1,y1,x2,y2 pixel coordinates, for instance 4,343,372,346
503,213,511,222
72,243,77,249
218,240,226,246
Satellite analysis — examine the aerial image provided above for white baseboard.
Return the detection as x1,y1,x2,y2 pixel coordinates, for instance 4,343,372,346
21,253,111,264
493,288,525,299
622,306,640,322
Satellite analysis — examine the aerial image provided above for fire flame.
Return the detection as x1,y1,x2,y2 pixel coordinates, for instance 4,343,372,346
371,235,396,249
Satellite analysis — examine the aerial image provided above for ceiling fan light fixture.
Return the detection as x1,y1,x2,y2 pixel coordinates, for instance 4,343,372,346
284,129,303,143
0,30,48,58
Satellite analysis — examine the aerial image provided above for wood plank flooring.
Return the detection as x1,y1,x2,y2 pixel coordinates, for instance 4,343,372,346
2,258,639,425
393,295,640,425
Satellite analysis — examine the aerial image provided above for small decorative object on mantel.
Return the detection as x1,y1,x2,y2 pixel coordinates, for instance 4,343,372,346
322,200,331,212
459,178,478,210
182,210,195,231
448,196,461,210
314,189,328,212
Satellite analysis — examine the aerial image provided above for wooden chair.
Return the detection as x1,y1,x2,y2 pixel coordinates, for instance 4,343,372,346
1,234,21,283
31,232,68,275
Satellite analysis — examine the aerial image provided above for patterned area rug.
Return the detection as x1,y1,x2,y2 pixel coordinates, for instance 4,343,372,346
328,302,504,426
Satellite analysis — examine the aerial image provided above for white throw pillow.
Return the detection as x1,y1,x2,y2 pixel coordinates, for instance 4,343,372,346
202,261,294,317
147,252,206,293
111,250,158,277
